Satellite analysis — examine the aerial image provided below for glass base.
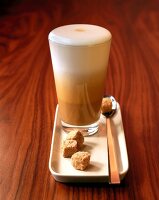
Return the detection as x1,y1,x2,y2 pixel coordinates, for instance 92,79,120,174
61,121,99,136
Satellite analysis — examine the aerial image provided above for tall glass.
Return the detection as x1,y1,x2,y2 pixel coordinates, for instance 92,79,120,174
49,24,111,135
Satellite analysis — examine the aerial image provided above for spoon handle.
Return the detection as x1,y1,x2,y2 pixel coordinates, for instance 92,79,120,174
106,118,120,184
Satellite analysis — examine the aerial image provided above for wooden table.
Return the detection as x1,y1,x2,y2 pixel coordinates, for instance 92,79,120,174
0,0,159,199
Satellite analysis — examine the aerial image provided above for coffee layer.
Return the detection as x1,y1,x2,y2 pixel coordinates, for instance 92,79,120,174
55,69,105,125
59,100,101,125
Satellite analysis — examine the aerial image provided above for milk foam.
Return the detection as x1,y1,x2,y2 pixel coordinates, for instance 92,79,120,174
49,24,111,46
49,41,110,76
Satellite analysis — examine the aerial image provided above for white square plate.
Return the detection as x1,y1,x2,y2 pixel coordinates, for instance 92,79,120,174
49,103,129,183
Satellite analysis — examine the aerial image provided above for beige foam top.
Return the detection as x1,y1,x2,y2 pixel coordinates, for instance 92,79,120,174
49,24,111,46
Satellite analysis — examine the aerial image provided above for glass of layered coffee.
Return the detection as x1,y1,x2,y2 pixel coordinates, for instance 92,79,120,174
49,24,111,136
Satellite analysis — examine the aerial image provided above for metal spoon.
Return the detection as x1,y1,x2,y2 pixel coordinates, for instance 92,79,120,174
101,96,120,184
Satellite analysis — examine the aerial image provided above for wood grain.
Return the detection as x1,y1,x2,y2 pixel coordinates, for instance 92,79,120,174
0,0,159,199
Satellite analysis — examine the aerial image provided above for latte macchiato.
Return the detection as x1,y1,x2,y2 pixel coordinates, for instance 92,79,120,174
49,24,111,135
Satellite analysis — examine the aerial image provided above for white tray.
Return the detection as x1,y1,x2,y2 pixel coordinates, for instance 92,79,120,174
49,103,129,183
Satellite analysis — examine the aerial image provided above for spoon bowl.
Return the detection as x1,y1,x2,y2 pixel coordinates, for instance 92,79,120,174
102,95,117,118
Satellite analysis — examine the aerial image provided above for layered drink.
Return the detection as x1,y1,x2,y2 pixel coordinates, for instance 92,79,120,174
49,24,111,135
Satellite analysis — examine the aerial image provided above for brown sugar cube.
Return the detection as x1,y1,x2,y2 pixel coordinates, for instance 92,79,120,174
66,130,84,149
62,140,78,158
101,97,112,113
71,151,91,171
